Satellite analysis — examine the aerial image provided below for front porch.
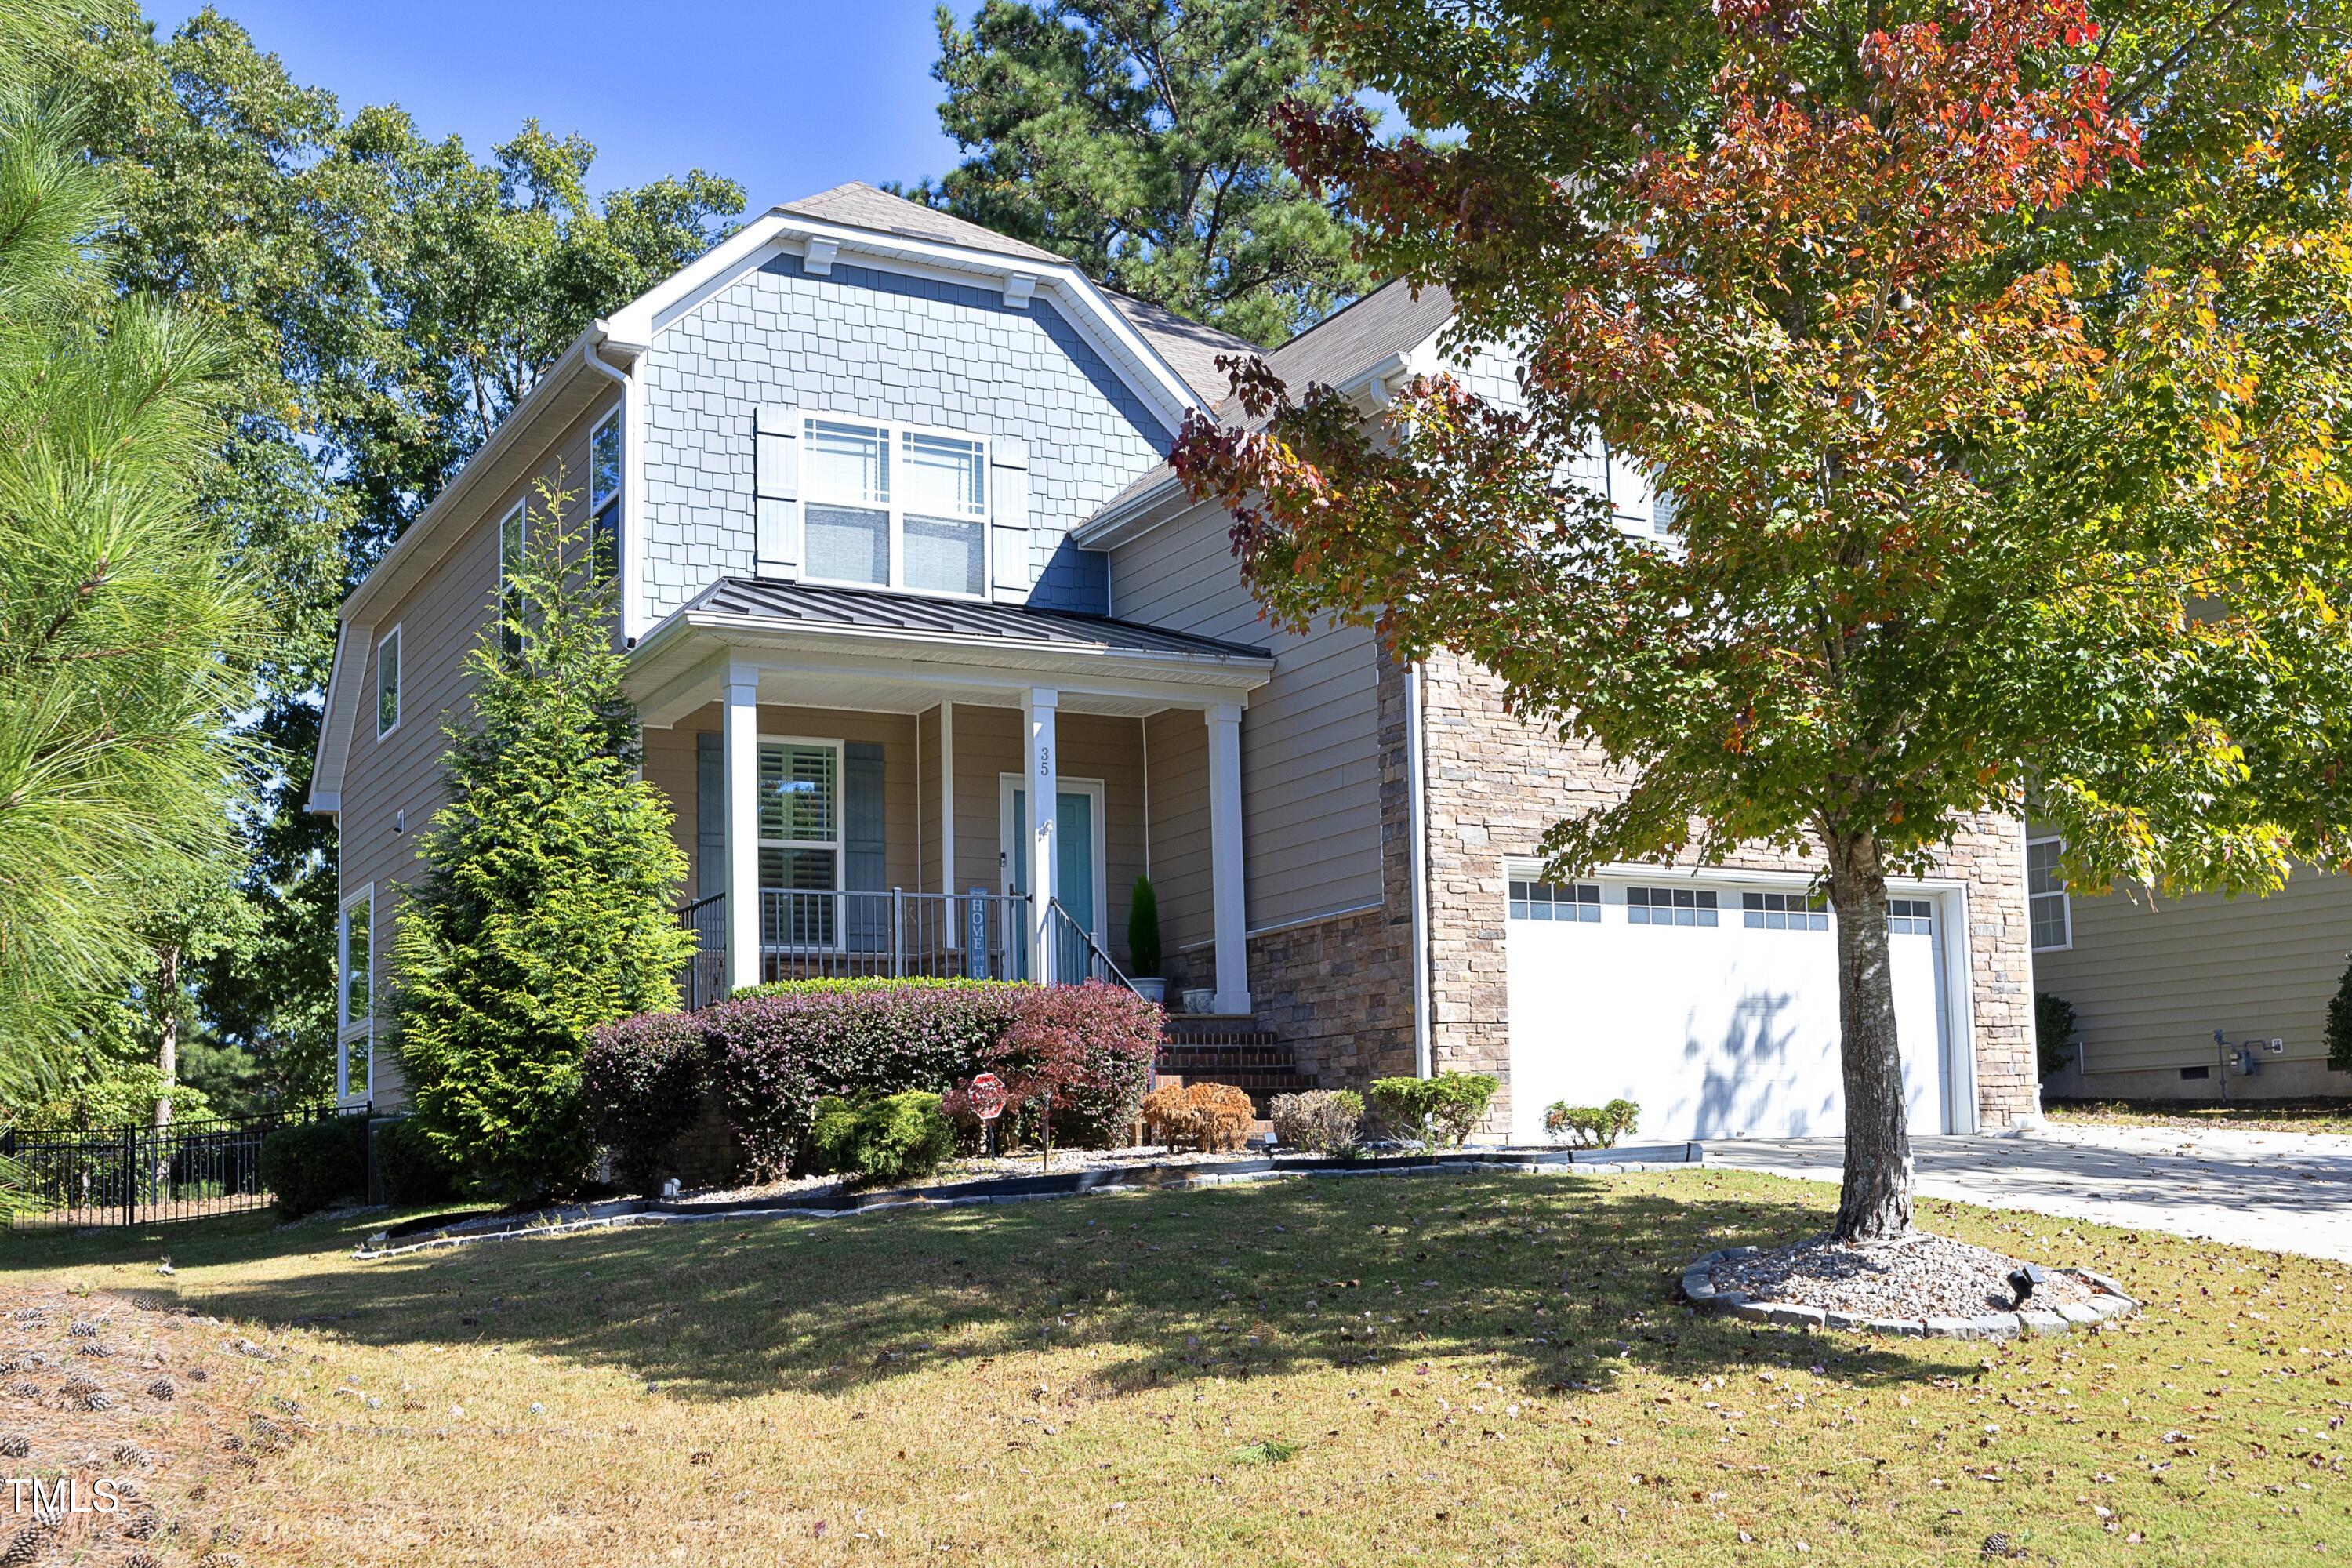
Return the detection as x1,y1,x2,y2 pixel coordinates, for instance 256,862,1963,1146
631,579,1272,1011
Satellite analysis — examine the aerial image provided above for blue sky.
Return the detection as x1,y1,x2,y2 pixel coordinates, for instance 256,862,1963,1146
146,1,971,213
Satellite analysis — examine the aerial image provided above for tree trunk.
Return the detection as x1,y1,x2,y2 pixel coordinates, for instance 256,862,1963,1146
1820,826,1913,1241
154,942,179,1132
154,942,179,1205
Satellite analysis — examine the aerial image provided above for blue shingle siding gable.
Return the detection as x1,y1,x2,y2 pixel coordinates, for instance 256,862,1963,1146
637,250,1171,625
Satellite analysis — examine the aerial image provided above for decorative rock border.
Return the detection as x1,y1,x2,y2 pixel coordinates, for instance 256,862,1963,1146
1679,1245,2139,1339
353,1143,1704,1260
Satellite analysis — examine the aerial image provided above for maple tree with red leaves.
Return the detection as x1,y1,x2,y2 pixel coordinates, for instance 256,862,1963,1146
1173,0,2352,1238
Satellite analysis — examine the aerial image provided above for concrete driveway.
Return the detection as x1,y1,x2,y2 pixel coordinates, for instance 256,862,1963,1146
1703,1122,2352,1262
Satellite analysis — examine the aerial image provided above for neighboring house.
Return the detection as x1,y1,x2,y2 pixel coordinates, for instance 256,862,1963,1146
310,181,2040,1142
2031,849,2352,1101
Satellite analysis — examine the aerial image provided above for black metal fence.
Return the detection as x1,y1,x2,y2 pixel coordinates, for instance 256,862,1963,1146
2,1102,358,1229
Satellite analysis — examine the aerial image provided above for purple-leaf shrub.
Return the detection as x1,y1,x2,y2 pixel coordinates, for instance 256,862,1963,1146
582,1010,708,1190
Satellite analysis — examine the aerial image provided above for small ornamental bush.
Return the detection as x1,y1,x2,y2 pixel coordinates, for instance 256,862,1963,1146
2035,991,2080,1080
1542,1098,1640,1149
1127,876,1162,979
1142,1082,1257,1152
2331,960,2352,1074
1269,1089,1363,1152
805,1091,957,1183
583,1011,710,1190
1367,1073,1500,1147
258,1115,369,1218
373,1116,459,1206
991,982,1161,1151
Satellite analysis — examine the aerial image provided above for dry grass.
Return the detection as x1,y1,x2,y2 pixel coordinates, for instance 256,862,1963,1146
3,1168,2349,1565
2045,1098,2352,1138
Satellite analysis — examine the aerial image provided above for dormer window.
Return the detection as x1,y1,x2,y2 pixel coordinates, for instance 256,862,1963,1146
802,416,988,597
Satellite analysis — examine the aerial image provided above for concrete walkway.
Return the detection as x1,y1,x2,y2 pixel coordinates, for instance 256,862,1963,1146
1703,1123,2352,1262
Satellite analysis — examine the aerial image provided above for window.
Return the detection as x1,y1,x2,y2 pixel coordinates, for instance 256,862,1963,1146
2027,837,2071,951
337,891,372,1099
1510,880,1599,922
498,501,526,655
1742,890,1827,931
801,416,987,596
1627,886,1718,927
1887,897,1936,936
375,625,401,737
590,410,622,583
759,740,840,946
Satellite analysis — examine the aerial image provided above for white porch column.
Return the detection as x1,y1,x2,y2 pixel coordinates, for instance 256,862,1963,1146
1025,687,1059,983
938,702,956,895
721,662,762,994
1206,702,1250,1014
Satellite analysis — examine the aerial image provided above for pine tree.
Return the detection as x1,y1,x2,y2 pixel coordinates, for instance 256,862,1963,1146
903,0,1373,345
0,9,256,1111
390,478,696,1196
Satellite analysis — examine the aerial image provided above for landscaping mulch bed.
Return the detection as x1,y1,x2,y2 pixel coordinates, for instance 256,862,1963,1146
1708,1231,2098,1319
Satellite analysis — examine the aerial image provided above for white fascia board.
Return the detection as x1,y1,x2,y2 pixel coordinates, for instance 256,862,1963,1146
340,329,597,628
1073,471,1194,550
608,209,1204,437
307,621,360,813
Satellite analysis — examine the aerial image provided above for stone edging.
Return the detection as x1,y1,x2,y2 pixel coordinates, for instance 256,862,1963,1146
353,1151,1697,1261
1678,1246,2139,1339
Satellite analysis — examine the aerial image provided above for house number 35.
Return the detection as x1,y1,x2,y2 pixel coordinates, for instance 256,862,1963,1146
1036,746,1051,777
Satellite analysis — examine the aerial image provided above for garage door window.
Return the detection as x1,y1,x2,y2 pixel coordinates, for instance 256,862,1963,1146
1741,890,1828,931
1887,898,1935,935
1626,887,1718,927
1510,880,1599,922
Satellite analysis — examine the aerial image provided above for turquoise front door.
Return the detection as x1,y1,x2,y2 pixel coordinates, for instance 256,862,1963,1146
1008,786,1098,982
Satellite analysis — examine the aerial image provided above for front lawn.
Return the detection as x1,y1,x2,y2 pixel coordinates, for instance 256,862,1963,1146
2045,1098,2352,1138
5,1169,2347,1565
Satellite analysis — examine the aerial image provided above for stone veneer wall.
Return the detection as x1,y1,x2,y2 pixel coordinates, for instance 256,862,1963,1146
1411,649,2039,1138
1164,642,1422,1089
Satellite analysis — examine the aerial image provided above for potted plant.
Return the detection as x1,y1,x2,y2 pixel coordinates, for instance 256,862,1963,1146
1126,875,1166,1004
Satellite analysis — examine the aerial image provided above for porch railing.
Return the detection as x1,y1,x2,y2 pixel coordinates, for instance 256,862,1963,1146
677,892,728,1009
1048,896,1145,997
676,889,1035,999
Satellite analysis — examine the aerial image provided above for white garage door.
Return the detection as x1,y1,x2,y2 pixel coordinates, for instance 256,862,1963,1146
1504,877,1955,1144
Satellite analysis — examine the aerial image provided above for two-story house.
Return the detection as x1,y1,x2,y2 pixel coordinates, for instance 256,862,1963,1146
310,182,2040,1144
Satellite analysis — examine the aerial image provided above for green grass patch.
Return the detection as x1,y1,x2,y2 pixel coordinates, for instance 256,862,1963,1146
2,1169,2346,1564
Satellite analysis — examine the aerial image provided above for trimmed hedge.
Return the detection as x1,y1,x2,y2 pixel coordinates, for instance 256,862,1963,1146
581,1010,710,1190
374,1116,460,1205
258,1114,369,1218
584,979,1160,1181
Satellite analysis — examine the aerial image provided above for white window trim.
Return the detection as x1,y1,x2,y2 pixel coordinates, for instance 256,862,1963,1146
374,623,402,739
758,735,847,952
996,773,1109,945
798,412,992,601
337,886,374,1102
590,408,622,576
2026,835,2073,953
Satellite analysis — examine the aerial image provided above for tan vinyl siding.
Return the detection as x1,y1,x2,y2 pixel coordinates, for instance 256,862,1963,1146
652,705,922,899
1143,706,1210,957
335,396,621,1105
950,703,1019,897
2036,871,2352,1076
1112,496,1382,934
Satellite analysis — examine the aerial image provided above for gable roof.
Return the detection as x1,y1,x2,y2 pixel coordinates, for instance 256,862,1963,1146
1078,278,1460,540
780,181,1069,267
779,183,1258,405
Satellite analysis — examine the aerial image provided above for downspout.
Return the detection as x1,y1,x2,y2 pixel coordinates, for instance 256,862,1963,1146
1407,660,1433,1078
586,325,647,648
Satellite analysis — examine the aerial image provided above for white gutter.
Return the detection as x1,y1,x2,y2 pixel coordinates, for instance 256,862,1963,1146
1407,660,1434,1077
583,325,648,645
